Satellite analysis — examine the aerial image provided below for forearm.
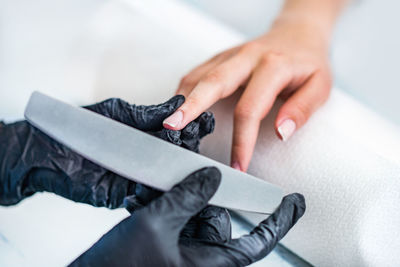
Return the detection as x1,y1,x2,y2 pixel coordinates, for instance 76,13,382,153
273,0,349,42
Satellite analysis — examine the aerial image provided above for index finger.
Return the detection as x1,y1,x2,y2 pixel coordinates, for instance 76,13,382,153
163,54,255,130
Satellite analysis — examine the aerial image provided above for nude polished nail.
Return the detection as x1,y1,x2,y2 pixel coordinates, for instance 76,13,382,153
163,110,183,128
231,161,242,172
277,119,296,141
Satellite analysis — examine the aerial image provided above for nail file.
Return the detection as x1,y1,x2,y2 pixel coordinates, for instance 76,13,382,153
24,91,283,214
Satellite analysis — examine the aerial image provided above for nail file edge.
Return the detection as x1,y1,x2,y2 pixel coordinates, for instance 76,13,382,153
24,91,283,214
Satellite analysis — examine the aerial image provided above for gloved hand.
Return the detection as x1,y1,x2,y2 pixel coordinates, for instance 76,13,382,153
70,167,306,267
84,97,214,152
0,95,215,209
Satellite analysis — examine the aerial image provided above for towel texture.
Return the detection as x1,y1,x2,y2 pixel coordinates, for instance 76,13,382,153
200,89,400,266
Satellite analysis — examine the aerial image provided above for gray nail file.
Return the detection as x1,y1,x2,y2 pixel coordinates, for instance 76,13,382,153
24,92,283,214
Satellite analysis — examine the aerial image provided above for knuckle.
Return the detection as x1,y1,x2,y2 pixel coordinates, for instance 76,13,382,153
203,70,223,84
201,71,226,95
314,70,333,102
294,101,312,123
234,105,260,121
259,52,292,80
260,52,285,67
185,95,202,108
179,75,196,89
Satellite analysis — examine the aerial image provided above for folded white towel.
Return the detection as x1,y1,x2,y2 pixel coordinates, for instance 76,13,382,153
201,88,400,266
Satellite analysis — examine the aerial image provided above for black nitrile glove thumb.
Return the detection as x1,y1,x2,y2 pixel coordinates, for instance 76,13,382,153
84,96,184,131
0,95,215,210
70,167,306,267
84,96,215,152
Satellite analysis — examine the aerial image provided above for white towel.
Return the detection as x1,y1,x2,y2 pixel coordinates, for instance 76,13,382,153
201,88,400,266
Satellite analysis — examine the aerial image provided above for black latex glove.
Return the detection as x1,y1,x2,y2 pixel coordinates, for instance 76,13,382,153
0,96,215,209
70,167,306,267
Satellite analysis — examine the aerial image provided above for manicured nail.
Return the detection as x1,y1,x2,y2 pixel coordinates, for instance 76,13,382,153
163,110,183,128
231,161,242,172
277,119,296,141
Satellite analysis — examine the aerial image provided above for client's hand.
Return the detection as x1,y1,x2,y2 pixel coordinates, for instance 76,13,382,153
70,167,306,267
163,8,336,172
0,96,214,210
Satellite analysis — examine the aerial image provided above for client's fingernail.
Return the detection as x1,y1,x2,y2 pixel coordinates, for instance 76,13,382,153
277,119,296,141
231,161,242,172
163,110,183,128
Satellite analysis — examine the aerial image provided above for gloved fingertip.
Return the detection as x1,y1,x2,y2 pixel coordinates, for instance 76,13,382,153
197,166,222,188
281,193,306,222
202,167,222,196
167,95,185,109
198,112,215,137
179,166,222,198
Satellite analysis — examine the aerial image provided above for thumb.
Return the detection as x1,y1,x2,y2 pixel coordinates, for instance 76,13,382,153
84,95,185,131
145,167,222,237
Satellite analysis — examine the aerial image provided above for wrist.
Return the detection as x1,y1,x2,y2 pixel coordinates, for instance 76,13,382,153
270,15,333,49
271,0,344,45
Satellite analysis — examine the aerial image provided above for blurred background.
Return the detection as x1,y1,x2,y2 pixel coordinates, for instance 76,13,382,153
184,0,400,125
1,0,399,124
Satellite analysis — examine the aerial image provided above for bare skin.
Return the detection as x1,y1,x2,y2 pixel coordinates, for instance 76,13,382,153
164,0,349,172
